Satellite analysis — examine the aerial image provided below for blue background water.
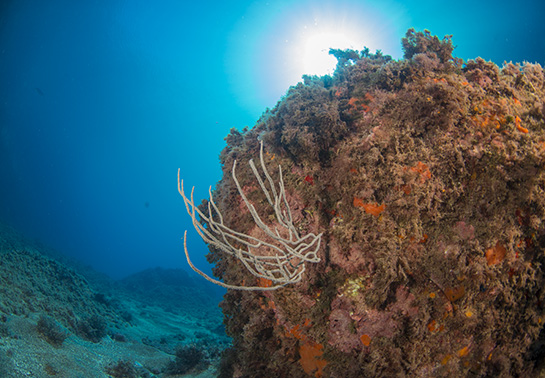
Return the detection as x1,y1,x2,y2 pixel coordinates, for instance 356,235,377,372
1,0,544,280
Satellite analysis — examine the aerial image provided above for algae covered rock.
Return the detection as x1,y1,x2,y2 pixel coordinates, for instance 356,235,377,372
203,29,545,377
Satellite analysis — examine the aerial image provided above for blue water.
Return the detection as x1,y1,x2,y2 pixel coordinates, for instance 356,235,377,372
1,0,544,280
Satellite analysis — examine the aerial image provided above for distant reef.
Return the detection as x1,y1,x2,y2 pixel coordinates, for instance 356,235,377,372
199,29,545,377
0,223,125,337
0,222,229,377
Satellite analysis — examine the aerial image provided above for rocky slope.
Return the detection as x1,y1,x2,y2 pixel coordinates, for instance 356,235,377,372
0,222,229,377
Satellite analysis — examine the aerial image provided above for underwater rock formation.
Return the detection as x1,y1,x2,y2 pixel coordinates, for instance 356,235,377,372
201,29,545,377
0,223,229,377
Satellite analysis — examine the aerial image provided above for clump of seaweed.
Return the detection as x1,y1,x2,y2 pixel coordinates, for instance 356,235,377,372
104,360,138,378
77,315,107,343
164,345,208,375
36,315,68,347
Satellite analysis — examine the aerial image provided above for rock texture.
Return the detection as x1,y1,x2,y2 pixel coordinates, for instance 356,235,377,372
205,30,545,377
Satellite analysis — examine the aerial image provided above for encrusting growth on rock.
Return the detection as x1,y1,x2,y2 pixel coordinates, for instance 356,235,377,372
178,141,322,291
181,28,545,377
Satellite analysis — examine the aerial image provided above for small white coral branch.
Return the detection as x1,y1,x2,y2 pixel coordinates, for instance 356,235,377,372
178,141,322,291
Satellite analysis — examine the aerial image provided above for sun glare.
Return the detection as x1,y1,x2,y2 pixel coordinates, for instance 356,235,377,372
287,8,384,80
226,1,404,114
302,32,361,76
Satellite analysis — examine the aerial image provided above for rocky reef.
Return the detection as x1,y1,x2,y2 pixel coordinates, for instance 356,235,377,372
0,222,229,377
202,29,545,377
